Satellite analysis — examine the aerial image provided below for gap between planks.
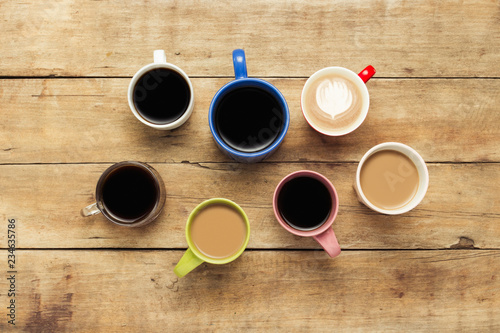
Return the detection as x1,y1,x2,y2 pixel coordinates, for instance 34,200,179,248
2,248,499,251
1,76,500,80
0,161,499,166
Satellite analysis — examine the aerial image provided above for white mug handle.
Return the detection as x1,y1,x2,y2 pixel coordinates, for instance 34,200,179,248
154,50,167,64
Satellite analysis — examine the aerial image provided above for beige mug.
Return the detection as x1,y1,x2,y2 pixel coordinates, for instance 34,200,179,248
354,142,429,215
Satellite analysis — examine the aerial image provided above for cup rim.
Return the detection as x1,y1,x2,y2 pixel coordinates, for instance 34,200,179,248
208,78,290,159
185,198,251,265
273,170,339,237
96,161,165,227
301,66,370,136
127,62,194,130
355,142,429,215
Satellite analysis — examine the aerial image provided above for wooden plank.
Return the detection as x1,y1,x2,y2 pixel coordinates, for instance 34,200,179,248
0,0,498,77
2,250,499,331
1,163,498,249
1,78,499,163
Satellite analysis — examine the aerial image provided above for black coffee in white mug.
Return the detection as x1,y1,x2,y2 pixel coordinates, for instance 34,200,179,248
133,68,191,124
128,50,194,130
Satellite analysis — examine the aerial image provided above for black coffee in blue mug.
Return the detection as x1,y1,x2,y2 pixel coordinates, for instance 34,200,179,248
215,87,284,152
209,49,290,163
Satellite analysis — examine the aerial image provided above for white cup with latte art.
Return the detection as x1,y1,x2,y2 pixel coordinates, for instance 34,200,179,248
301,66,375,136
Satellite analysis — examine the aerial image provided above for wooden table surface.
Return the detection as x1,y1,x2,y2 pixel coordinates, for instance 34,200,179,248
1,0,499,331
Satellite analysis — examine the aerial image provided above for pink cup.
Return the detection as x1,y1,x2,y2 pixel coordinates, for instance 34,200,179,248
273,170,341,258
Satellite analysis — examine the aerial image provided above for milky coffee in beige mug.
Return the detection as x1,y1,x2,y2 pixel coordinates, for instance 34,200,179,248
354,142,429,215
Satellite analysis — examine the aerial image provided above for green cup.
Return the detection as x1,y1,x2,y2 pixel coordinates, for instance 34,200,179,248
174,198,250,278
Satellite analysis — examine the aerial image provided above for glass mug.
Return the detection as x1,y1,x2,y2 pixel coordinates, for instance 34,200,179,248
81,161,166,227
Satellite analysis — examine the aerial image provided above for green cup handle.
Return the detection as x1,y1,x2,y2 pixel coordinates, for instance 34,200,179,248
174,248,204,278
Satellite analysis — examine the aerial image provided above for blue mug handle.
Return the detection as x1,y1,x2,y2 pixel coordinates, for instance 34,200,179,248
233,49,248,79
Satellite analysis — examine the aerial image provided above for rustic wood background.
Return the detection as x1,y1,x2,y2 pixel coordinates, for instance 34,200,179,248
1,0,499,331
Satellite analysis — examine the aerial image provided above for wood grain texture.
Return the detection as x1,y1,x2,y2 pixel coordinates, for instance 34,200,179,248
0,0,499,77
1,163,498,249
1,78,499,164
2,250,498,332
1,1,499,330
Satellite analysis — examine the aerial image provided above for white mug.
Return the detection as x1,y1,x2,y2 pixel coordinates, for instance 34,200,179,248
301,66,375,136
354,142,429,215
127,50,194,130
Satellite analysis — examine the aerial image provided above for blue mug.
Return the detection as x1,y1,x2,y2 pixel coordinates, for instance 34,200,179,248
209,49,290,163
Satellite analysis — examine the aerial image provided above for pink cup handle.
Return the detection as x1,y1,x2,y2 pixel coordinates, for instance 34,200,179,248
358,65,376,83
313,227,341,258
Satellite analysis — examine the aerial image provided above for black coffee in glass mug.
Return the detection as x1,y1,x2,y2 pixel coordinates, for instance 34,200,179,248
133,68,191,124
214,87,285,153
101,165,159,221
277,176,332,231
81,161,166,227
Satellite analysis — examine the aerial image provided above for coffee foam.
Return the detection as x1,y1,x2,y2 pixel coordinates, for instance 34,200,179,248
303,74,363,133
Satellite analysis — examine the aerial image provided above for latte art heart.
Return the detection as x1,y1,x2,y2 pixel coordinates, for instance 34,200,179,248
316,78,353,119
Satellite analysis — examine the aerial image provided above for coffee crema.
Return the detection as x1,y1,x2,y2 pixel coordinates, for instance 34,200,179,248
190,204,247,259
360,150,419,210
303,74,363,133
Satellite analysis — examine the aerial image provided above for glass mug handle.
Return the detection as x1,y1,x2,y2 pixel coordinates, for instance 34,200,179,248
232,49,248,79
81,203,100,217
